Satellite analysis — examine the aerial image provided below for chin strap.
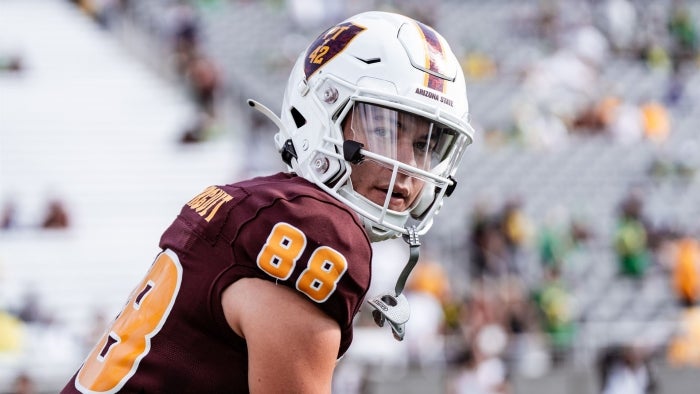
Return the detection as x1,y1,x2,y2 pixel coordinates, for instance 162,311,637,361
366,226,420,341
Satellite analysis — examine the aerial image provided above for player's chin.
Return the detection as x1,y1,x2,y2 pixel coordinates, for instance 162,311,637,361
387,200,410,212
386,196,412,212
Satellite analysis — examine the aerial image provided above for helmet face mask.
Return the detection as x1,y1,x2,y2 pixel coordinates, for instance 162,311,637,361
275,11,474,242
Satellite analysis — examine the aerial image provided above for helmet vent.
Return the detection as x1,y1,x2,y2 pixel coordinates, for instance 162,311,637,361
290,107,307,128
355,56,381,64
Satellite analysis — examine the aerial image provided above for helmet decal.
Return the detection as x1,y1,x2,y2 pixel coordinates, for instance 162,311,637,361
414,21,447,93
304,22,366,79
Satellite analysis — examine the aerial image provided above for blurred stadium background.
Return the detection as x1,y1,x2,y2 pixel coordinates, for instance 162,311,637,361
2,0,700,393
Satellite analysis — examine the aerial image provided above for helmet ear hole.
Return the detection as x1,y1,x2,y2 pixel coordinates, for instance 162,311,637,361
290,107,306,128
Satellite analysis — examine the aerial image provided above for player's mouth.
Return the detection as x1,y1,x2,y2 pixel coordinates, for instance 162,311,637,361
378,187,409,211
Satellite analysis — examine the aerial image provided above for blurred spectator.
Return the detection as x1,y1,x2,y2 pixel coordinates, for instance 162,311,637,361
162,0,225,146
404,259,449,368
647,154,675,183
12,372,36,394
169,1,201,76
531,266,576,365
0,309,24,352
598,344,657,394
185,54,221,118
179,54,223,144
40,199,70,229
468,204,511,280
607,98,644,145
499,198,533,275
676,142,700,183
671,236,700,307
538,206,594,275
180,112,213,144
0,52,24,73
585,96,670,145
614,190,652,278
408,257,452,304
667,305,700,366
600,0,639,55
449,345,509,394
500,278,533,339
513,24,609,149
473,324,511,394
667,0,698,70
570,215,594,245
458,284,500,349
532,0,561,47
538,213,570,272
640,100,671,144
468,204,491,279
499,277,544,376
596,94,622,129
642,39,672,70
449,346,488,394
573,93,617,132
664,62,688,107
16,287,52,325
1,200,18,229
462,51,498,80
455,278,536,392
647,149,697,186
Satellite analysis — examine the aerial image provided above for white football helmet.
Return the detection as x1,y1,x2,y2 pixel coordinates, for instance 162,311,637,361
252,11,474,242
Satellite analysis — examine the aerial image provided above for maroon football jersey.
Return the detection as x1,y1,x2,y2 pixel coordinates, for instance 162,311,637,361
62,172,372,393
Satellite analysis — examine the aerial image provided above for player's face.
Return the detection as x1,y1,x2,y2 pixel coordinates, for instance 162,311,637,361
343,103,436,212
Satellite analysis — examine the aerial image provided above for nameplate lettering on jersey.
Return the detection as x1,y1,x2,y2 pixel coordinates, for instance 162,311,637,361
186,186,233,222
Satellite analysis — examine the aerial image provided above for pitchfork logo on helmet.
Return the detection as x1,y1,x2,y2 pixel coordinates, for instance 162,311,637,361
304,22,366,79
264,11,474,242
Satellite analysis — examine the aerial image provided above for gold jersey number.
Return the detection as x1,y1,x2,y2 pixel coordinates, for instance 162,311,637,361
75,249,182,394
257,222,348,303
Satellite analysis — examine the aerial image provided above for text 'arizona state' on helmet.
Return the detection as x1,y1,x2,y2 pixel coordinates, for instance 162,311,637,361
270,11,474,242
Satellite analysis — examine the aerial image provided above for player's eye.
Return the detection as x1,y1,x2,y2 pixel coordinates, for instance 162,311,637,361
372,127,389,138
414,136,437,154
414,141,428,154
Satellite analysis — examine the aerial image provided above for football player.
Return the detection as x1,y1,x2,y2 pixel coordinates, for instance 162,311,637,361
63,10,474,394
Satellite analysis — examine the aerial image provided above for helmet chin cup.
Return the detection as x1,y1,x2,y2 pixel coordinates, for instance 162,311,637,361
364,222,399,243
410,185,435,219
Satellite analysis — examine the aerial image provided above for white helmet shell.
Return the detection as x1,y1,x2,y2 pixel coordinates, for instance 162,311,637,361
275,11,474,242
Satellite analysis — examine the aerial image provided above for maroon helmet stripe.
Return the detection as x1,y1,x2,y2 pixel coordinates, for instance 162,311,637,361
416,22,445,92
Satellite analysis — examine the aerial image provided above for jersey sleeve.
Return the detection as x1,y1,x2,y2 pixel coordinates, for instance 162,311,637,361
216,193,372,357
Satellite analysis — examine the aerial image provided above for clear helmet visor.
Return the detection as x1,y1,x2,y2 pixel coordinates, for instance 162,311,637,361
342,101,465,220
347,102,458,174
